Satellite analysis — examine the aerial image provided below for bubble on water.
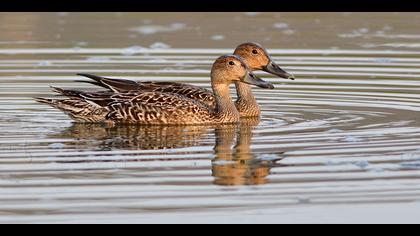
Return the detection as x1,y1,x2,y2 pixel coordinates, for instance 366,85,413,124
130,23,186,35
37,61,52,67
49,143,65,149
121,46,145,55
211,35,225,41
354,160,370,169
344,136,362,142
401,152,420,161
86,57,110,62
132,26,159,35
273,22,289,29
149,42,171,49
375,58,391,63
400,161,420,169
338,33,361,38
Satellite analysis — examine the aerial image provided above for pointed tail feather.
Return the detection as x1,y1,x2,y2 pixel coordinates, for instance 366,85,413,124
76,73,106,82
75,80,107,89
76,73,113,90
50,86,84,98
35,97,109,123
35,97,56,106
49,85,113,107
76,73,139,92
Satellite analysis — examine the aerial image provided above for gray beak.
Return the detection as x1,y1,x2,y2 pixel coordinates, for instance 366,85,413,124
242,71,274,89
263,61,295,80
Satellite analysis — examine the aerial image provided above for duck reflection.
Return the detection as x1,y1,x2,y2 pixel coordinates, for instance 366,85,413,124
59,123,213,150
55,118,283,186
212,118,284,186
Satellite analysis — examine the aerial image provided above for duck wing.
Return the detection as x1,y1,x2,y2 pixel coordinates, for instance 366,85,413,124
77,73,216,108
38,87,217,125
139,82,216,108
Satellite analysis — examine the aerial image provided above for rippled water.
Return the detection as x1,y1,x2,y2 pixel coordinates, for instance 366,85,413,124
1,13,420,223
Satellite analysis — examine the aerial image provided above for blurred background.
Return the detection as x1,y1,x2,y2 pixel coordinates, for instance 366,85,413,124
1,12,419,50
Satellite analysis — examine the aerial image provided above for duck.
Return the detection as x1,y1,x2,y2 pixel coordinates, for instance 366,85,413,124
73,42,294,117
36,54,274,125
233,42,294,116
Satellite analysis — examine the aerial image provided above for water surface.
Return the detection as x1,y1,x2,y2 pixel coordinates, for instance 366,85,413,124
1,13,420,223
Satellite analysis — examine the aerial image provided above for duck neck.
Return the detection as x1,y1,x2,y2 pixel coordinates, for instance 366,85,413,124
234,81,257,104
212,83,240,119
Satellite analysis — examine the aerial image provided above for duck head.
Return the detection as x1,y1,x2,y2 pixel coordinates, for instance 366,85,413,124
234,42,295,80
211,54,274,89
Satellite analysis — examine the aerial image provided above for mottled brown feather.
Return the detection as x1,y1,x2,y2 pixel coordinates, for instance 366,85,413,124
75,41,287,118
36,55,258,125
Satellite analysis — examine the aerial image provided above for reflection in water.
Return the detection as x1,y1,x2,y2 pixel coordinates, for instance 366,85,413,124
58,123,212,150
212,118,284,186
53,118,283,186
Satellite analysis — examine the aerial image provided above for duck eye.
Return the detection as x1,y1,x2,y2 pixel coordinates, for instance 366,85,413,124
252,49,258,54
229,61,235,66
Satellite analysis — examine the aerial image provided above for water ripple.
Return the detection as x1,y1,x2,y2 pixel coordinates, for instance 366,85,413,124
1,48,420,223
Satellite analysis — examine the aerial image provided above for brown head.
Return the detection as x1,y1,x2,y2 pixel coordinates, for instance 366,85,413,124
211,54,274,89
234,42,295,80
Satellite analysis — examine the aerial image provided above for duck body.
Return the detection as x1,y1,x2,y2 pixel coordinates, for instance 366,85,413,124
38,86,238,126
37,55,274,126
75,43,294,118
104,91,239,125
77,73,261,117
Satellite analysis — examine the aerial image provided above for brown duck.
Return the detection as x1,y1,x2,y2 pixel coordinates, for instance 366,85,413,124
37,55,274,125
71,42,294,117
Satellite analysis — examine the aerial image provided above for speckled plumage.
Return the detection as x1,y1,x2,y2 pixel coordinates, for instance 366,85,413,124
37,55,272,125
74,42,293,118
78,73,216,108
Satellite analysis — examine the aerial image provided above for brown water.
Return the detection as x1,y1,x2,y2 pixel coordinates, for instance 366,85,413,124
1,12,420,223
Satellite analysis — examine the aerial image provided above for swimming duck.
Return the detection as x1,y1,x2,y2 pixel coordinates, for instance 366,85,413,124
233,42,294,116
74,42,294,117
36,55,274,125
